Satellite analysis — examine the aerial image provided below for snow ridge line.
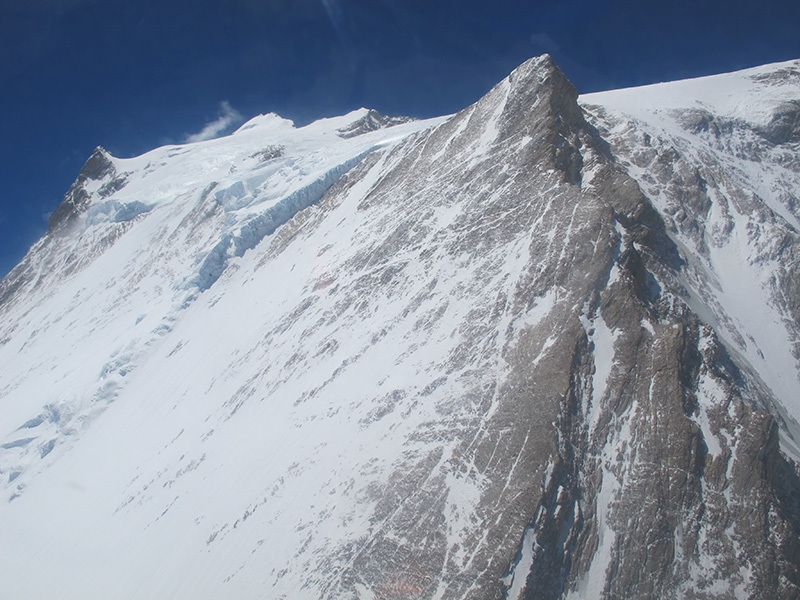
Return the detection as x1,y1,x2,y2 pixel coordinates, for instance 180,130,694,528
193,150,374,292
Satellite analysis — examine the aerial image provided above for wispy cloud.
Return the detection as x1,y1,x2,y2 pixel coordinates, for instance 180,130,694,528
184,101,243,143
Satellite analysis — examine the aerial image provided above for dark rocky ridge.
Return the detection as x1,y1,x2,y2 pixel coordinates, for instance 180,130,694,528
263,55,800,598
336,109,414,139
47,146,117,232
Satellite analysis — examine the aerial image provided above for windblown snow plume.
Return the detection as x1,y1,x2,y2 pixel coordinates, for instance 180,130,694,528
184,100,244,143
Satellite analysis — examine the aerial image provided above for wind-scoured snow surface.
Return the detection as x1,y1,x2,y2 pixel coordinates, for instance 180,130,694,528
583,59,800,455
1,56,800,600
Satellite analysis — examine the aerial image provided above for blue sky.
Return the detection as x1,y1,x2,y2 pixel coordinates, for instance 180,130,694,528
1,0,799,278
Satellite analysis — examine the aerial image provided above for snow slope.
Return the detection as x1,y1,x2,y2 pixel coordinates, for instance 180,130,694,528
0,109,453,599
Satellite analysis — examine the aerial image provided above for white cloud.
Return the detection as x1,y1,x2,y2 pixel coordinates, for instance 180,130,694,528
184,101,243,143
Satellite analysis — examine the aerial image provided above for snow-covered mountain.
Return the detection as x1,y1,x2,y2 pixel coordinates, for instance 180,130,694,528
1,55,799,599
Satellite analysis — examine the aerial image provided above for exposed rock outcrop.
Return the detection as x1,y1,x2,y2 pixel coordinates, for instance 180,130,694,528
47,146,126,233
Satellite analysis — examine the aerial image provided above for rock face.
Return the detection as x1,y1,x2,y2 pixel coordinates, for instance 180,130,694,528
335,108,414,138
1,57,799,599
47,146,125,232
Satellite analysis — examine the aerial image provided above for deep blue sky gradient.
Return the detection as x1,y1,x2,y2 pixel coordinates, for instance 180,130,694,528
2,0,799,278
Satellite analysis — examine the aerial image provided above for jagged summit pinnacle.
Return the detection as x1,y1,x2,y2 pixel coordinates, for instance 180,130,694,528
435,53,591,188
47,145,118,233
77,145,114,179
504,53,577,103
457,53,580,131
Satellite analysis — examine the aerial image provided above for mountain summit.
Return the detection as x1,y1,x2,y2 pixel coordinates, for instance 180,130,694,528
2,56,800,599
